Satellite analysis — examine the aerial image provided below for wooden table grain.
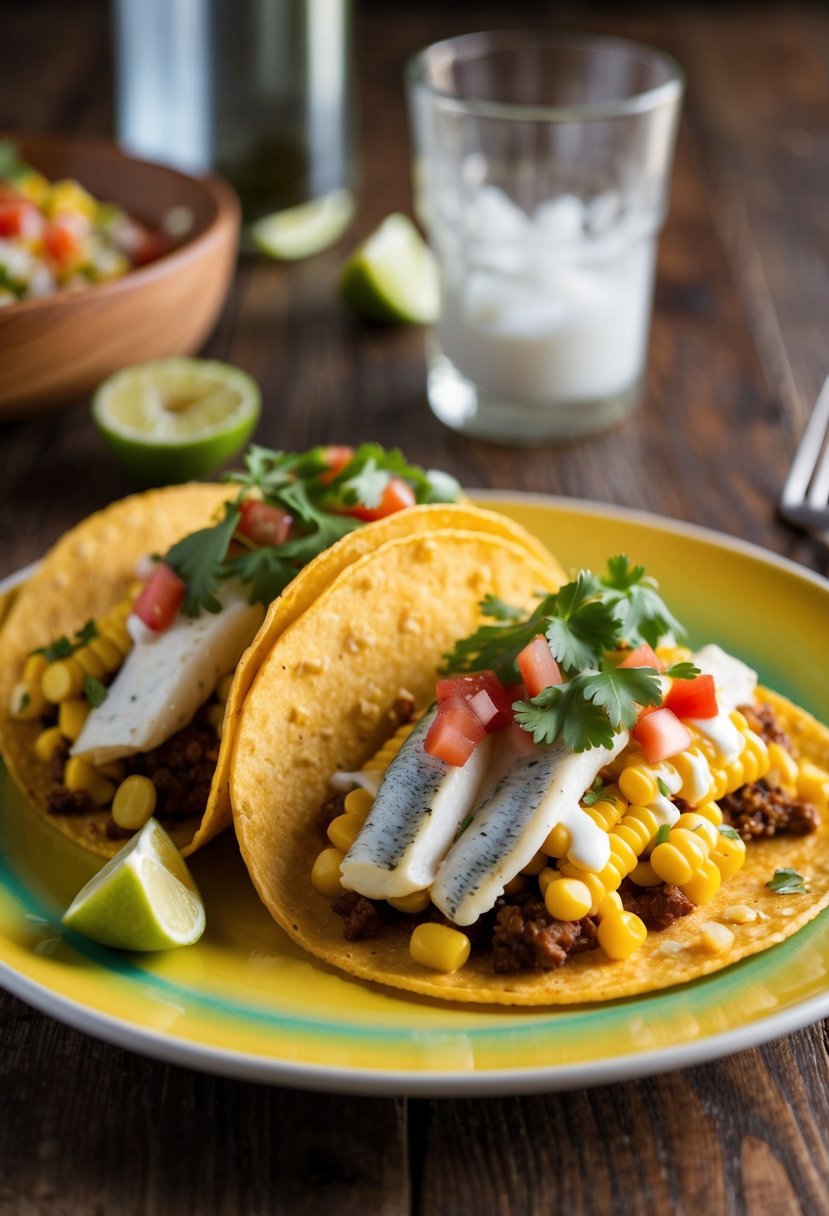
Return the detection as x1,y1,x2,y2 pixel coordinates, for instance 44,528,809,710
2,2,829,1213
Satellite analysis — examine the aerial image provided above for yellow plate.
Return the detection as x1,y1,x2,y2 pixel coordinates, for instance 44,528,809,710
1,494,828,1096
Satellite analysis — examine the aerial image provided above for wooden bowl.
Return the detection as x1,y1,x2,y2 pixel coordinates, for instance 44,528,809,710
0,135,240,419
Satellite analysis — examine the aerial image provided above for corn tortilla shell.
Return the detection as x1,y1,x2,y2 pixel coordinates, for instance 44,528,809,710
233,542,829,1008
0,494,563,860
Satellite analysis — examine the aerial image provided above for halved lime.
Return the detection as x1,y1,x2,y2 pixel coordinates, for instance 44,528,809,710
92,357,261,484
62,818,206,951
339,213,440,324
249,189,354,261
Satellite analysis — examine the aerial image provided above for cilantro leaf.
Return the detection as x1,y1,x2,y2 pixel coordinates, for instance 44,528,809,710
654,823,671,845
561,691,617,751
339,458,389,509
512,684,567,746
579,667,663,731
480,595,525,623
717,825,742,841
32,620,99,662
164,502,241,615
442,593,558,683
83,676,108,708
657,777,671,797
582,779,607,806
546,598,620,673
226,513,359,606
667,661,701,680
765,867,810,895
600,555,686,648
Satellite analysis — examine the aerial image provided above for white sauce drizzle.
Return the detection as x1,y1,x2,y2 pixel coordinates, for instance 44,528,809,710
689,710,743,764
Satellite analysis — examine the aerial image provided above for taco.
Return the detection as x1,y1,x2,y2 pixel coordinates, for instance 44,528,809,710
231,550,829,1005
0,444,563,858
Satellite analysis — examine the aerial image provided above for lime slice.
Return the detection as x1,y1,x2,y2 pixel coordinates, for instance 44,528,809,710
339,213,440,324
249,189,354,261
62,818,205,951
92,357,261,484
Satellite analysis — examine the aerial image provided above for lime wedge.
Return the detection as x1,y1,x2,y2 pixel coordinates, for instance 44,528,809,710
62,818,206,951
249,189,354,261
92,357,261,484
339,213,440,324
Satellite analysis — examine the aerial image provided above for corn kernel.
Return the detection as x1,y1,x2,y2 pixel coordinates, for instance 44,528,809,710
34,725,64,764
618,765,658,807
327,813,363,853
675,812,718,849
598,910,647,960
205,703,226,737
409,923,471,973
73,647,106,680
88,635,124,674
388,889,431,914
651,833,705,886
700,922,735,954
23,653,48,685
10,680,47,720
681,857,722,906
58,697,91,742
46,178,97,219
41,657,85,703
343,788,374,821
311,847,345,896
111,774,156,830
537,867,556,897
64,757,115,806
544,877,592,921
630,860,662,887
797,762,829,813
99,622,132,655
543,822,570,858
710,833,746,881
503,874,525,896
215,672,235,703
722,904,759,925
521,851,547,876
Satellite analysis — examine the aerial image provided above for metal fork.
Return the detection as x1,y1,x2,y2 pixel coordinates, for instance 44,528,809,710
779,376,829,532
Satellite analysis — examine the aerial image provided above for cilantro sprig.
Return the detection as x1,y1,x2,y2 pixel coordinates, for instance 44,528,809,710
163,443,460,616
32,619,98,663
444,556,687,753
765,868,810,895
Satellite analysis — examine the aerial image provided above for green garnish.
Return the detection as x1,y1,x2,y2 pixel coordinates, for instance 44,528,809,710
444,556,686,753
454,814,474,841
512,667,663,753
33,619,98,662
656,777,671,797
765,868,810,895
83,676,108,708
583,778,613,807
162,443,459,616
667,661,700,680
717,825,742,841
654,824,671,846
18,691,31,712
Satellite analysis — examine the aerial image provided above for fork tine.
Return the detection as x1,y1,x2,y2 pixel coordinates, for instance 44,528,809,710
780,375,829,511
807,435,829,508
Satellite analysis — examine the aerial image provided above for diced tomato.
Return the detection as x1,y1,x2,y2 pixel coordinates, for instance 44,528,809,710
318,445,354,486
664,673,719,720
0,198,40,238
43,220,81,265
618,643,665,671
132,562,186,632
435,670,513,731
517,635,562,698
343,476,416,522
237,499,293,547
423,695,486,766
632,706,692,763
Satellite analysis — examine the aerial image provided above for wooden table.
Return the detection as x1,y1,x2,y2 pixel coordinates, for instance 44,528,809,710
2,2,829,1211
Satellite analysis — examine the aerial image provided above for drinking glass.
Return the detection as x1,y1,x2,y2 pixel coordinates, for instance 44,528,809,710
406,31,683,442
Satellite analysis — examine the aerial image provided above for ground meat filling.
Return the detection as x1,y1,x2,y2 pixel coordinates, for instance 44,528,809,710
124,721,219,821
46,786,92,816
317,791,347,835
720,782,819,841
739,702,793,751
618,877,694,930
492,897,599,973
331,891,387,941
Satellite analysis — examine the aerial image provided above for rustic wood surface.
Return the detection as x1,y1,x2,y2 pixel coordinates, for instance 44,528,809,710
2,2,829,1212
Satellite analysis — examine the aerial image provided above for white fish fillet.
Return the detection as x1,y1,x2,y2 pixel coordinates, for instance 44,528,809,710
72,584,263,764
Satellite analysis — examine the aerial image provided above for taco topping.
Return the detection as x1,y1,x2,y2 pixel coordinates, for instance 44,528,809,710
316,557,829,978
